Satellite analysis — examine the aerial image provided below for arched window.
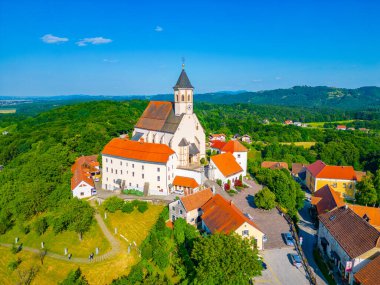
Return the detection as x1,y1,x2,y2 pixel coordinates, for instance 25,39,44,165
176,95,179,101
181,95,184,101
188,94,190,101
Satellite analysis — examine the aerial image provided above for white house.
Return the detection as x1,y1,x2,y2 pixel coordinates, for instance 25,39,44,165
209,134,226,142
169,188,213,225
71,155,99,199
220,140,248,176
201,194,266,250
318,206,380,285
102,138,177,195
209,152,243,185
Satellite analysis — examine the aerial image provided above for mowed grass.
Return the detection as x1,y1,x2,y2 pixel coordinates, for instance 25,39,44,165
0,215,110,258
0,109,16,114
101,204,164,246
280,142,316,149
0,246,138,285
307,119,356,128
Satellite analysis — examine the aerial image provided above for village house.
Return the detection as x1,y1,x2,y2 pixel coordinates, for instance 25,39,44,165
209,152,244,185
241,134,251,143
102,138,176,195
71,155,99,199
312,184,380,230
261,161,289,171
317,206,380,285
354,254,380,285
209,133,226,142
210,140,226,153
284,120,293,125
201,194,266,250
169,188,213,226
336,125,347,131
291,163,308,182
305,160,357,199
172,175,199,196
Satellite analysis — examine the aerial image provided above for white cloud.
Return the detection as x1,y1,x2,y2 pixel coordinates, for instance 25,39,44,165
155,26,163,32
252,79,263,83
76,37,112,46
275,76,282,80
103,59,119,63
41,34,69,44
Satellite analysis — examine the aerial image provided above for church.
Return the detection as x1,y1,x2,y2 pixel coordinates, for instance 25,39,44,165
101,66,206,195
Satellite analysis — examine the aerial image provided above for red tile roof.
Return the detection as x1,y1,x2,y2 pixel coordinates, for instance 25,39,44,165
71,155,98,190
306,160,326,177
180,188,213,211
135,101,173,131
307,160,357,180
311,185,345,215
319,206,380,258
355,171,366,182
210,140,226,150
211,152,243,178
221,140,248,153
201,194,263,234
354,254,380,285
348,205,380,231
173,176,199,189
261,161,289,170
102,138,175,164
291,163,308,175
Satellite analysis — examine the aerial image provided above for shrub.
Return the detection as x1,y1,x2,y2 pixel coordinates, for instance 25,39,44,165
103,196,124,213
141,242,153,259
224,183,230,191
216,179,222,186
200,157,206,165
234,179,243,187
34,217,48,235
8,258,21,271
121,202,134,213
18,223,30,235
122,189,144,196
137,201,148,213
11,243,22,254
131,200,140,208
153,247,169,270
254,187,276,210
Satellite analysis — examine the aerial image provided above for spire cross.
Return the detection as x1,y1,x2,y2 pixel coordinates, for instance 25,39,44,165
182,57,185,69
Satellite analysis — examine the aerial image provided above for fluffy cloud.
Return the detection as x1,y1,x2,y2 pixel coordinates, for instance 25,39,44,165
41,34,69,44
76,37,112,46
154,26,163,32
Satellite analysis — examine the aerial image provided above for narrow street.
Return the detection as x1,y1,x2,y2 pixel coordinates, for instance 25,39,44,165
298,193,328,285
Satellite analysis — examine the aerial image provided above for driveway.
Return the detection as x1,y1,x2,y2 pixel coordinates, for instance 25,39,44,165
298,193,328,285
231,179,290,249
255,247,310,285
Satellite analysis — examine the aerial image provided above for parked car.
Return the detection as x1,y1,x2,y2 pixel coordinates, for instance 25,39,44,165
92,189,97,195
290,253,302,268
282,232,294,246
245,213,254,221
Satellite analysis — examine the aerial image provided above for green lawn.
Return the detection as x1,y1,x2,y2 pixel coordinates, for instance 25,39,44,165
101,204,164,246
0,214,110,258
307,120,357,128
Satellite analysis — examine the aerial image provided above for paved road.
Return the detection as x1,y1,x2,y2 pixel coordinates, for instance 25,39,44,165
0,211,121,264
255,247,310,285
298,193,328,285
232,179,290,249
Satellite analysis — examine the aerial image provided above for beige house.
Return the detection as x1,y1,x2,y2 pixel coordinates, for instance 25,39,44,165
318,206,380,285
201,194,266,250
169,189,213,225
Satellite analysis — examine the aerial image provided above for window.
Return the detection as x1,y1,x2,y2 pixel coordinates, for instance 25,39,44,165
242,230,249,236
172,215,176,221
106,167,108,172
129,182,131,186
176,95,178,101
172,206,175,211
136,184,139,188
188,94,190,101
111,159,113,164
168,175,170,180
343,183,347,188
142,165,144,170
180,210,183,214
111,168,113,173
80,192,84,196
142,174,144,179
181,94,184,101
237,154,241,158
106,177,108,181
120,170,123,175
157,176,160,182
120,161,122,166
157,167,160,172
191,218,194,222
132,172,135,177
115,169,118,174
332,183,337,188
132,164,134,168
106,158,108,163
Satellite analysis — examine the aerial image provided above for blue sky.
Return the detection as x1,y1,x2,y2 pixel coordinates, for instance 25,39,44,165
0,0,379,96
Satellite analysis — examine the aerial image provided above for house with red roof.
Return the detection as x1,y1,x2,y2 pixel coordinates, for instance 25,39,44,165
209,152,244,185
336,125,347,131
71,155,99,199
201,194,266,250
305,160,358,199
209,133,226,142
172,176,199,195
102,138,177,195
169,188,213,225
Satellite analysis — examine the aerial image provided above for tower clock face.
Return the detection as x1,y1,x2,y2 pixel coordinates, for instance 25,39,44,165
187,104,192,110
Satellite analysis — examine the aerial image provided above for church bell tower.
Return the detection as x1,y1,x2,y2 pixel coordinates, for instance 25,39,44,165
173,64,194,116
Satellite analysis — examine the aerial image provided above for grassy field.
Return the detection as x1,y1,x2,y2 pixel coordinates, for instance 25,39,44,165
280,142,316,149
101,204,164,246
0,215,110,258
0,109,16,114
0,205,163,284
307,119,356,128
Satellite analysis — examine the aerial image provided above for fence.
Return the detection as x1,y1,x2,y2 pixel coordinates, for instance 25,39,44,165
277,206,317,285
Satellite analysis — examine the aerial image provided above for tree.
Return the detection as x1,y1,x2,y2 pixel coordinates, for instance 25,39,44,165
103,196,124,213
59,268,89,285
254,187,276,210
191,234,262,284
34,217,48,235
356,175,378,206
173,218,187,245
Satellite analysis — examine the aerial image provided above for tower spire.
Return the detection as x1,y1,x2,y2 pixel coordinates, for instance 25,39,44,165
182,57,185,70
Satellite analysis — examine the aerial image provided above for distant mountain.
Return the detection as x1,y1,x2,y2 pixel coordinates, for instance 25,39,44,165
2,86,379,110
